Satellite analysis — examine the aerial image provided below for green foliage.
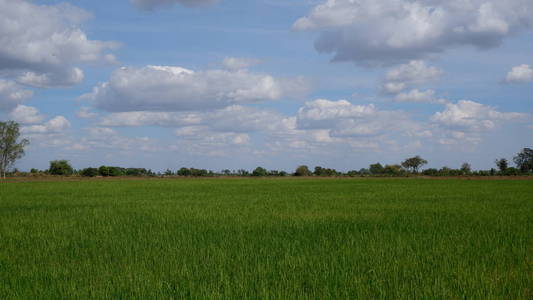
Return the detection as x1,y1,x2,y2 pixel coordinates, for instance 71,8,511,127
383,164,404,175
369,163,384,175
294,165,312,176
252,167,268,177
401,156,428,173
80,168,99,177
177,167,210,177
0,121,29,178
0,178,531,298
313,166,339,176
48,160,74,176
495,158,508,172
514,148,533,173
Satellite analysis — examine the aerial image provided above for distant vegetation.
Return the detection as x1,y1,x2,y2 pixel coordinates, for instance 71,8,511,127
1,121,532,179
7,148,532,178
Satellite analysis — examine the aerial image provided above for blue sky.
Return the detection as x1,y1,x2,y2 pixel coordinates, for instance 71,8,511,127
1,0,532,172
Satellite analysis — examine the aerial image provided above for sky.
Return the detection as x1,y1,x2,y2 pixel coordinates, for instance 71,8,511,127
1,0,532,172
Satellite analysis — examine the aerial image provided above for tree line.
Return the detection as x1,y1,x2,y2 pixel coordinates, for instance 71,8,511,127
1,121,532,178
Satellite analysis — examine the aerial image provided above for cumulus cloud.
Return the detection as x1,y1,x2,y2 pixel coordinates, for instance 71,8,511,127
9,105,45,124
22,116,71,135
16,68,85,88
296,99,421,138
293,0,533,65
431,100,527,132
131,0,218,10
0,0,117,87
0,79,33,111
81,65,310,112
382,60,443,98
504,64,533,83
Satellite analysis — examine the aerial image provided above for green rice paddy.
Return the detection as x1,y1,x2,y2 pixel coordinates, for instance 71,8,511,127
0,178,531,299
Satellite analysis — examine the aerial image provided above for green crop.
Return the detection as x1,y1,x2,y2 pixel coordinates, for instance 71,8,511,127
0,178,531,299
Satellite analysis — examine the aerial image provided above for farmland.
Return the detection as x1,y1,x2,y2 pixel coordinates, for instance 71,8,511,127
0,178,531,299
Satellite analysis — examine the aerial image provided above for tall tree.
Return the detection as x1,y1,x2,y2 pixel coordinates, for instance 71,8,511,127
0,121,29,179
513,148,533,173
401,156,428,173
495,158,508,172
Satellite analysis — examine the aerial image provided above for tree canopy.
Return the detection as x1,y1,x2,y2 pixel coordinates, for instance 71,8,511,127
401,156,428,173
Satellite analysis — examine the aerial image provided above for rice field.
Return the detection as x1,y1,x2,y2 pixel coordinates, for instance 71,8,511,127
0,178,531,299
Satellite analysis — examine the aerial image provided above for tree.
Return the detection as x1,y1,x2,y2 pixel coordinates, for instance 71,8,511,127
401,156,428,173
460,163,472,175
369,163,384,175
513,148,533,173
0,121,29,179
49,160,73,176
294,165,312,176
252,167,268,176
495,158,508,172
98,166,110,176
80,168,98,177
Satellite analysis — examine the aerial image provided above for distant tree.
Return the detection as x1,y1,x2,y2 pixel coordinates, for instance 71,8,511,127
495,158,508,172
513,148,533,173
252,167,268,177
422,168,439,176
460,163,472,175
237,169,249,176
294,165,312,176
30,168,39,174
358,168,370,175
49,160,74,176
383,164,404,175
98,166,110,176
107,167,124,177
401,156,428,173
0,121,29,179
177,167,191,176
369,163,384,175
80,168,98,177
164,169,174,176
221,169,231,176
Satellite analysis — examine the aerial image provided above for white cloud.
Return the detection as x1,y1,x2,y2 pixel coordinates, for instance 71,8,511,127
9,105,45,124
221,57,261,70
504,64,533,83
382,60,443,95
0,0,117,87
17,68,85,88
81,65,310,112
22,116,71,135
385,61,442,86
296,99,421,138
99,105,283,134
395,89,446,104
131,0,218,10
431,100,527,132
293,0,533,64
0,79,33,111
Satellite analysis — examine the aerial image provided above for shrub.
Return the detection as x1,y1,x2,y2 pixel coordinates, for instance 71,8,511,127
48,160,74,176
80,168,98,177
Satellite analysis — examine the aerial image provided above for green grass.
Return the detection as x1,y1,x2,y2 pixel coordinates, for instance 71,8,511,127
0,178,531,299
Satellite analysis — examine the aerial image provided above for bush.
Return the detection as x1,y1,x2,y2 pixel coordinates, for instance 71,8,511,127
48,160,74,176
252,167,268,177
294,165,312,176
80,168,98,177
